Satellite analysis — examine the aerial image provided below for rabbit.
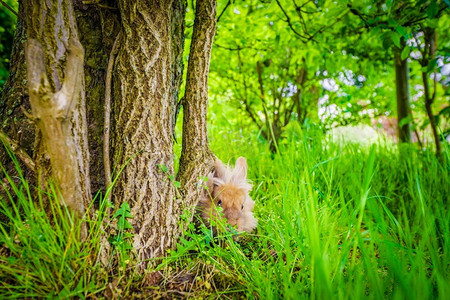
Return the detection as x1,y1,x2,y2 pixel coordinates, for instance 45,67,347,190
198,157,257,233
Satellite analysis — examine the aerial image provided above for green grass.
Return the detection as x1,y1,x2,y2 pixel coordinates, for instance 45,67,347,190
0,122,449,299
164,122,449,299
0,148,114,298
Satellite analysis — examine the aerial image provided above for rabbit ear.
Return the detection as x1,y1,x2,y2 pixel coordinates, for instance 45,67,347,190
214,158,228,180
233,157,248,181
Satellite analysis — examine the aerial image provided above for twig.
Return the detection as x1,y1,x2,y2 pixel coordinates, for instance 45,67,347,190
0,130,36,173
215,43,248,51
275,0,309,42
0,0,18,17
217,0,231,23
104,31,121,203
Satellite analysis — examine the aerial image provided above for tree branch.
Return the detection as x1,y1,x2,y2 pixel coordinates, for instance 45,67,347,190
217,0,231,23
104,31,121,203
275,0,309,41
0,0,18,17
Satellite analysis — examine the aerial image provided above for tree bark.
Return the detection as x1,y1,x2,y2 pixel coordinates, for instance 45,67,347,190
0,1,34,180
421,28,441,157
74,1,120,194
112,0,186,262
256,61,277,152
23,0,91,231
3,0,218,265
1,1,120,196
394,44,412,143
177,0,217,214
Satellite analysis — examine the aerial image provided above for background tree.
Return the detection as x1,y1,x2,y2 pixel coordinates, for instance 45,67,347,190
345,0,448,147
210,1,320,151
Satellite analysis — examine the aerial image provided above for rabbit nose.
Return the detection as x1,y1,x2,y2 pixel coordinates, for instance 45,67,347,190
224,210,243,226
228,217,238,226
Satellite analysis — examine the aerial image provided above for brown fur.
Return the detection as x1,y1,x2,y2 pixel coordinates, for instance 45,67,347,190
198,157,257,233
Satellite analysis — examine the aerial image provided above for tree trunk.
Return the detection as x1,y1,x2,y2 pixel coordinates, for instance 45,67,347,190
423,73,441,156
74,1,120,194
422,28,441,157
394,44,411,143
177,0,217,213
3,0,218,265
23,0,91,234
112,0,186,262
1,2,120,195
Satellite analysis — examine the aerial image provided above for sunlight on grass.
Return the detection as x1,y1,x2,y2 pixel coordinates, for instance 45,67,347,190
1,124,449,298
163,123,449,299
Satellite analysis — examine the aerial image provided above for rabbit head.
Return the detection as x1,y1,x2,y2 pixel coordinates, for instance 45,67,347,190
199,157,257,233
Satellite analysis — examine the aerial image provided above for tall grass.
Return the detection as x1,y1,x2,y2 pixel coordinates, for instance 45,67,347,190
165,122,449,299
0,146,111,298
1,122,449,298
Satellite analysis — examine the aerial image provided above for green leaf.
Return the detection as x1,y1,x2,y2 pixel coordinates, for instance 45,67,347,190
174,181,181,188
427,58,438,72
401,47,410,60
420,118,430,130
199,175,208,182
370,26,381,38
275,34,280,45
387,19,399,27
390,31,401,48
113,202,132,219
399,115,413,127
157,164,168,173
7,256,16,264
380,32,392,49
395,25,406,37
438,106,450,117
123,221,134,230
426,0,438,18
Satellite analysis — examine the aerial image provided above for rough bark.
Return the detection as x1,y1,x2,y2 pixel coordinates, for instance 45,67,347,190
23,0,91,225
4,0,218,265
1,1,117,195
0,2,34,179
112,0,186,262
394,44,412,143
177,0,217,214
74,0,120,194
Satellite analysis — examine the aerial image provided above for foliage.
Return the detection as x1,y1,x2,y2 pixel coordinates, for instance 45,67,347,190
0,0,17,87
1,114,449,297
0,0,449,298
0,145,110,298
210,1,323,150
109,202,134,268
211,0,449,142
163,122,450,298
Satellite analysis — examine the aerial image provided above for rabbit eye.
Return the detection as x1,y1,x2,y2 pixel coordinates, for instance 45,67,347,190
217,200,222,206
241,205,244,210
